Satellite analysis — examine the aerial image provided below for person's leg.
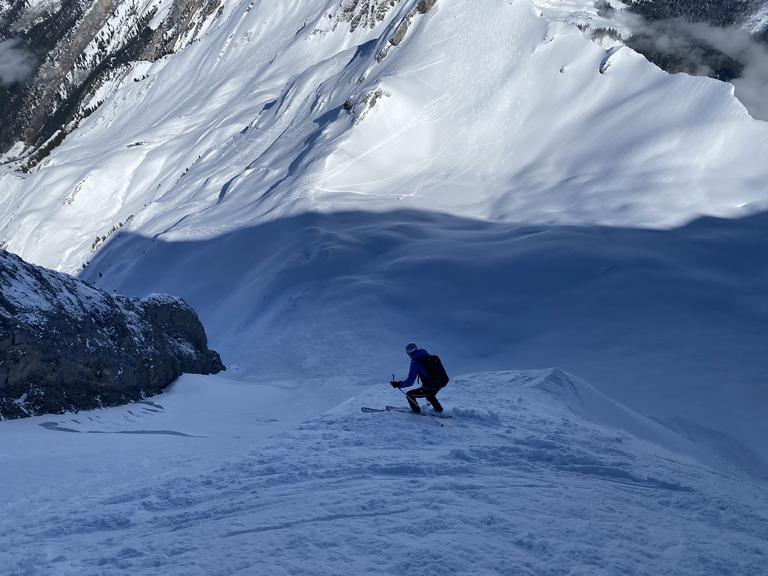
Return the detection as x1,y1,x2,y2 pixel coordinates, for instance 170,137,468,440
405,389,422,412
426,393,443,412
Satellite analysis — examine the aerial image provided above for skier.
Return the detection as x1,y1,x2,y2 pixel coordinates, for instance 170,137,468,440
390,342,444,414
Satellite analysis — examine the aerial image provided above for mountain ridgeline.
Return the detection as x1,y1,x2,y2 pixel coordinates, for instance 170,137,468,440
2,0,766,165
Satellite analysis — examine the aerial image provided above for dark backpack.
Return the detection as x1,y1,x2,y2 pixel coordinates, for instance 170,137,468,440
418,354,450,389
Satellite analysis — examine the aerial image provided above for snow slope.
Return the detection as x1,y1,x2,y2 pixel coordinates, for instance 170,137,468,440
2,0,767,271
2,369,767,575
1,0,768,572
0,0,765,461
76,207,768,479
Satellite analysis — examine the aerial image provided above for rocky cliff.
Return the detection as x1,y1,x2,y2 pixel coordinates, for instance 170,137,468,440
0,248,224,419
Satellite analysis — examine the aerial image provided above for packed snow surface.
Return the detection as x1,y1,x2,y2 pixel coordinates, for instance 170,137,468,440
1,0,768,573
3,370,768,575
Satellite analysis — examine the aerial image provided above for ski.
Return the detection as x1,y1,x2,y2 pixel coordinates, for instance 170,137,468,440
386,405,452,419
360,406,451,420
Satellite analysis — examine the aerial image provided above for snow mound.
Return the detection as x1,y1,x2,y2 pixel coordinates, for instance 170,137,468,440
510,368,730,473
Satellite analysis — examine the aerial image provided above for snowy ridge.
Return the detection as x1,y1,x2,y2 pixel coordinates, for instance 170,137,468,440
3,0,768,271
507,368,729,473
0,247,111,325
1,369,766,574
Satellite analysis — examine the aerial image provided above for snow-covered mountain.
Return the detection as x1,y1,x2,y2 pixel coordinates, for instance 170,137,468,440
1,0,768,573
0,0,224,157
3,0,768,265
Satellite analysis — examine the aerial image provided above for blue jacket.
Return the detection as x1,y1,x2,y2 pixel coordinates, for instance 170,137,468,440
399,348,431,389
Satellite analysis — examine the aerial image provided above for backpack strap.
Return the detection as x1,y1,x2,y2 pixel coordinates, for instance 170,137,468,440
415,354,434,387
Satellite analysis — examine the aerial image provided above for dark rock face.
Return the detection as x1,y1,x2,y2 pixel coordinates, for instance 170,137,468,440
336,0,437,35
342,0,404,32
0,248,224,419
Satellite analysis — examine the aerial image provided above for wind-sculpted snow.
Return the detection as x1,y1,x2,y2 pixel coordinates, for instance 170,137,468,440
1,370,766,575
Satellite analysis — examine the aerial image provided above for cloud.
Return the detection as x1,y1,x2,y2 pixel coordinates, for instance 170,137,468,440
626,18,768,121
680,22,768,121
0,38,37,86
731,58,768,121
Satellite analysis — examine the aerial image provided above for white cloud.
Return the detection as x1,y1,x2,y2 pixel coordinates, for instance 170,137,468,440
0,38,36,86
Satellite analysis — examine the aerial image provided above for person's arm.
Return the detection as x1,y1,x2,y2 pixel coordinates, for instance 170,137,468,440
398,359,421,388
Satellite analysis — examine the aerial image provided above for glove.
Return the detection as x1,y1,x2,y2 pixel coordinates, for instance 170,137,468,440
390,380,402,388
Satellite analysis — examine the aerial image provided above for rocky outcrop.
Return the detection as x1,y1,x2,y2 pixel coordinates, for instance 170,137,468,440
0,248,224,419
332,0,437,34
383,0,438,63
340,0,403,32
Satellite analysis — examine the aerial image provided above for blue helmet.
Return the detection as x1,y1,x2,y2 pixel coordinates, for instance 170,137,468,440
406,342,418,355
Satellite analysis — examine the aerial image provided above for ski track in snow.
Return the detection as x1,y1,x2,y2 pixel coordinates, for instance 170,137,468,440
2,371,767,575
